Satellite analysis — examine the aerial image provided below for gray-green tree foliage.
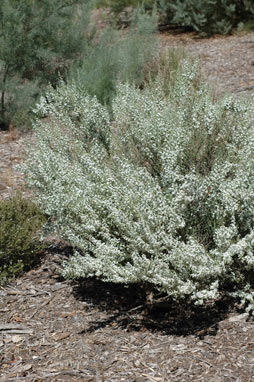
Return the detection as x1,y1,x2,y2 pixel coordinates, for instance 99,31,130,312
0,0,92,128
22,60,254,312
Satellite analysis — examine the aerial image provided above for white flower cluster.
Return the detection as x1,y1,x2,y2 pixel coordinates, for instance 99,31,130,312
21,60,254,311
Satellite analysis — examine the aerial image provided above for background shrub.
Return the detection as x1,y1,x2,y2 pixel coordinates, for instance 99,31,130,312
22,57,254,313
159,0,254,35
95,0,155,16
0,194,47,285
68,7,158,106
95,0,254,36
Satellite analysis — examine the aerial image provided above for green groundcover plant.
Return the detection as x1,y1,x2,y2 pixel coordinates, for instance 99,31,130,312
0,194,47,285
21,59,254,313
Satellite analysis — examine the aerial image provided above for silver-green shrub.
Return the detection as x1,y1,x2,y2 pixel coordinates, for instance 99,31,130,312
21,60,254,312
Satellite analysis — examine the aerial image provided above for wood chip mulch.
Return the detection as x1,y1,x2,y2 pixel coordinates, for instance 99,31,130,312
160,29,254,98
0,130,32,200
1,30,254,382
1,249,254,382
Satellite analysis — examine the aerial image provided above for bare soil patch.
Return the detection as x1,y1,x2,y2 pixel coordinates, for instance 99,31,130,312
1,31,254,382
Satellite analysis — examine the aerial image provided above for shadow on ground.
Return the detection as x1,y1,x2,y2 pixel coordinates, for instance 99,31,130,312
71,277,240,338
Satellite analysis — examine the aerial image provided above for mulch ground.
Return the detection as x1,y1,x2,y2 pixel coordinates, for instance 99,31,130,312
1,248,254,382
1,29,254,382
